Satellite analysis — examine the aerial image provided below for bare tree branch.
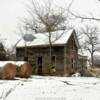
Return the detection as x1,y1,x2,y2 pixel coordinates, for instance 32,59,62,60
18,0,69,70
69,11,100,21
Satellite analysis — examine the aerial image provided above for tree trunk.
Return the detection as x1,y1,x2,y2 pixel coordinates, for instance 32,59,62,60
91,52,94,67
48,31,52,71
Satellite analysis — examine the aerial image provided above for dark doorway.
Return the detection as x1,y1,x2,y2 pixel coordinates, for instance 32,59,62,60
37,56,43,75
24,56,28,61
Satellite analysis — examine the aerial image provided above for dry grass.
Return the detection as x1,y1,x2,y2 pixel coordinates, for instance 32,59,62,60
49,71,64,76
79,68,94,77
89,67,100,77
2,63,16,80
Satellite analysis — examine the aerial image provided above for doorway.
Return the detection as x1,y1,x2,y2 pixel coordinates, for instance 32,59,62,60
37,56,43,75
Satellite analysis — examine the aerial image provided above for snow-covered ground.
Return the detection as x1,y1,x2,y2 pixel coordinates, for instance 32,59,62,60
0,76,100,100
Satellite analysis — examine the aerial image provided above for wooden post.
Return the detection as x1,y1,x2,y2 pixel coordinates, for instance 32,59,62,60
64,45,67,74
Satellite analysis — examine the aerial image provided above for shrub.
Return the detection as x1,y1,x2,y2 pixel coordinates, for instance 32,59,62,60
20,63,31,78
79,69,94,77
89,67,100,77
2,63,16,80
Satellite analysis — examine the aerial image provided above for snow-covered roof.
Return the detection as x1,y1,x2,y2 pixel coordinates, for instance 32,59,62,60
16,29,79,48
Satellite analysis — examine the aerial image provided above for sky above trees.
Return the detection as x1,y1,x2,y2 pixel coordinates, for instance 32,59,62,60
0,0,100,50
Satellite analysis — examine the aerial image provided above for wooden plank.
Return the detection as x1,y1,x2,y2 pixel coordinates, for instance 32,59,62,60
64,45,67,74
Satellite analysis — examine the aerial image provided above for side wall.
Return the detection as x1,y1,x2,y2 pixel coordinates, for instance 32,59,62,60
65,34,78,73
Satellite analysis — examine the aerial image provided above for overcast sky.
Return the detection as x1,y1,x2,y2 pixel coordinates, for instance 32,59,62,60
0,0,100,51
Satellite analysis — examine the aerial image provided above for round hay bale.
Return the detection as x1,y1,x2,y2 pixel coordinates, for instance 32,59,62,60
20,63,31,78
3,63,16,80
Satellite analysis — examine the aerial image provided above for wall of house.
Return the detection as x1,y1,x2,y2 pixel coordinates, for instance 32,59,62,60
52,47,64,72
16,48,24,61
65,34,78,73
16,34,78,75
16,46,64,74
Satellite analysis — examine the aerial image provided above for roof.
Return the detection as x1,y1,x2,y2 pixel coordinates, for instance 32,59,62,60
16,29,80,48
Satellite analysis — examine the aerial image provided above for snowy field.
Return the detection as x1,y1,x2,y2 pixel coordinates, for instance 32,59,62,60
0,76,100,100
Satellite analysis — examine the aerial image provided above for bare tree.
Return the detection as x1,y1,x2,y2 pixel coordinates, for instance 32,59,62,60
21,0,68,70
69,11,100,21
68,0,100,21
80,25,100,67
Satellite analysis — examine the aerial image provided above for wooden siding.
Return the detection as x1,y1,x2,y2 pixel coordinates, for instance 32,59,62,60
65,34,78,73
16,33,78,75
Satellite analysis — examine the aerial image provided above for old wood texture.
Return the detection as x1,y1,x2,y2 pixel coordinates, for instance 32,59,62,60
16,33,78,75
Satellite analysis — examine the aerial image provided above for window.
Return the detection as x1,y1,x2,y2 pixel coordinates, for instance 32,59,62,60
37,56,42,65
71,39,74,50
24,56,28,61
71,58,74,68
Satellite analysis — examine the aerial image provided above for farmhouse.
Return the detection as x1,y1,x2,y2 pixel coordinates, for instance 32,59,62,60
16,29,80,75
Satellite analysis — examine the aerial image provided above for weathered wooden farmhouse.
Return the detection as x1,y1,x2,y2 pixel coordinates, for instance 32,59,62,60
16,29,80,75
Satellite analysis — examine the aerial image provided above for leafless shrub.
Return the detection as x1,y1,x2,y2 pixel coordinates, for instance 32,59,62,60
89,67,100,77
79,68,94,77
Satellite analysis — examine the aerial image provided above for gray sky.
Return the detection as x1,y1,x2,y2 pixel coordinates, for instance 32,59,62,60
0,0,100,51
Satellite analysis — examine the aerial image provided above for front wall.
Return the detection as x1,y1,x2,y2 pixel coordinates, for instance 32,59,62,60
16,46,64,74
16,48,24,61
16,34,78,75
52,47,64,71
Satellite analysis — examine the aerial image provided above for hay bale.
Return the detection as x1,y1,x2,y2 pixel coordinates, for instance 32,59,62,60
2,63,16,80
20,63,31,78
